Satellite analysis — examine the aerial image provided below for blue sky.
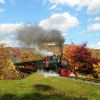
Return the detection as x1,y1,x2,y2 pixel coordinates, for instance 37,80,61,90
0,0,100,49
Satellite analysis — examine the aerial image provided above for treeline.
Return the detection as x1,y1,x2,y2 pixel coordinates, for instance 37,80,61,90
0,44,41,79
0,43,100,79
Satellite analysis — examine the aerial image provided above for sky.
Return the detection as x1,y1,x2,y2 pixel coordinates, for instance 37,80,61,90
0,0,100,49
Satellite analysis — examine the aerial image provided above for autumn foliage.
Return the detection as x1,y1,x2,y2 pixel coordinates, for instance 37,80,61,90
65,43,100,78
0,44,19,79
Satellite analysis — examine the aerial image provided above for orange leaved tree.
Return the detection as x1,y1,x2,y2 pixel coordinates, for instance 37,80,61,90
65,43,99,78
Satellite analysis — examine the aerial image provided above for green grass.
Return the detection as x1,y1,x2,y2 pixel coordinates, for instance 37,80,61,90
0,74,100,100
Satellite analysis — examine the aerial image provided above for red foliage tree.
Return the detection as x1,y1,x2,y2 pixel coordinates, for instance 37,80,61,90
65,43,99,78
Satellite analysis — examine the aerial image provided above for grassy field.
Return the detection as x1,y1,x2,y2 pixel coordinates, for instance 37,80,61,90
0,74,100,100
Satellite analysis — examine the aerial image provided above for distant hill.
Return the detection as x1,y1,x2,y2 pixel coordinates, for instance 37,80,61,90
39,44,100,58
6,44,100,63
91,49,100,59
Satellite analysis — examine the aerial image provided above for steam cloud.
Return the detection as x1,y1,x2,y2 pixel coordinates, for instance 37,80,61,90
17,25,65,46
37,70,60,78
16,24,65,55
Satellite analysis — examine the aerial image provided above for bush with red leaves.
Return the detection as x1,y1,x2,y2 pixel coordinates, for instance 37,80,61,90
65,43,100,78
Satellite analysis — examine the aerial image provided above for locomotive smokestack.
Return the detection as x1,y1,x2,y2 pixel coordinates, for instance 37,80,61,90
60,45,64,56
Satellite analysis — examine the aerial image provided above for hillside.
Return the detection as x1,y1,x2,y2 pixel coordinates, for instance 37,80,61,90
0,73,100,100
1,44,99,63
40,44,100,58
91,49,100,59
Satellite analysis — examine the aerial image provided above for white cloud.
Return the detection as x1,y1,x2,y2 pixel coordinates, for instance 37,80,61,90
90,42,100,49
49,0,86,6
87,0,100,14
49,4,57,10
0,8,5,13
0,40,19,47
49,0,100,14
94,17,100,21
87,17,100,23
88,23,100,31
39,12,79,32
0,0,5,4
0,23,24,34
0,0,6,13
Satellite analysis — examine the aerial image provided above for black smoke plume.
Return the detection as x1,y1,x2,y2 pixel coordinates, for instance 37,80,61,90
16,24,65,54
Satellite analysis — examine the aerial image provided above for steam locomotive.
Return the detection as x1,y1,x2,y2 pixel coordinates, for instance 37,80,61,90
14,55,71,77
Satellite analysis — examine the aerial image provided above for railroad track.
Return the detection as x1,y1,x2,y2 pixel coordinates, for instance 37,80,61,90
69,76,100,85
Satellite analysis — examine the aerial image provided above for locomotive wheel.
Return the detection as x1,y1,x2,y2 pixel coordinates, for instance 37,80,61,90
33,68,38,72
18,72,29,79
